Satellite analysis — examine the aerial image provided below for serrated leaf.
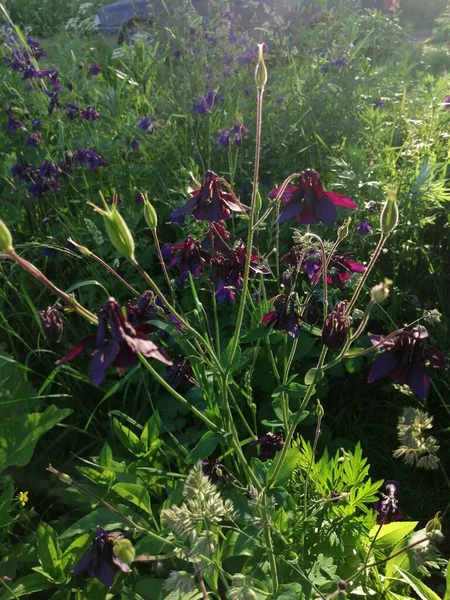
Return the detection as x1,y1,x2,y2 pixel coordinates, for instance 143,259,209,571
395,566,441,600
370,521,418,548
113,482,152,515
186,431,219,464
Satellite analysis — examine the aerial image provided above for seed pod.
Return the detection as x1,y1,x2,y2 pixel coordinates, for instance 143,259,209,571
143,196,158,230
0,219,13,253
255,44,267,89
103,208,136,260
380,187,399,235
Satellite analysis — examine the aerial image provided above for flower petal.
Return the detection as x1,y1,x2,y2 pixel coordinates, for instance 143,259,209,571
344,259,366,273
72,549,93,575
325,191,357,209
56,336,95,364
314,193,338,226
268,184,297,202
170,195,198,223
368,350,399,383
89,340,121,385
407,362,430,398
277,196,305,223
296,202,318,224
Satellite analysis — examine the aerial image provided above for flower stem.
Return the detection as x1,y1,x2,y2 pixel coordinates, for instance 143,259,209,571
152,229,175,301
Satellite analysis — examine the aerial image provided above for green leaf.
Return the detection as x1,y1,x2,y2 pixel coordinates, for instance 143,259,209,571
370,521,418,548
134,535,173,555
0,573,53,599
221,337,241,373
304,368,324,386
112,417,145,456
36,523,62,578
385,537,413,580
0,482,15,528
395,566,441,600
140,412,162,454
275,583,304,600
58,505,148,539
444,559,450,600
240,326,271,343
267,448,300,487
0,406,72,471
113,482,152,516
0,352,38,418
186,431,219,464
60,533,91,572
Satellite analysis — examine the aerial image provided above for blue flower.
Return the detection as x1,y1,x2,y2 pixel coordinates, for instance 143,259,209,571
88,62,103,76
357,220,373,235
216,129,230,150
193,90,223,115
137,116,154,133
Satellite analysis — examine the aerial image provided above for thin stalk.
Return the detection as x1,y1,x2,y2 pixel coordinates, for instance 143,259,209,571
301,406,323,551
211,284,221,356
152,229,175,301
304,232,328,320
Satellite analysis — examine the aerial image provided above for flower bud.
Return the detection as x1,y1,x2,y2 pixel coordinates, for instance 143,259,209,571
337,218,351,241
39,307,63,342
143,196,158,230
255,44,267,89
254,189,262,212
104,208,135,260
425,512,442,535
113,538,135,566
0,219,14,254
380,187,399,235
316,399,324,419
47,465,72,484
322,301,350,350
371,278,392,303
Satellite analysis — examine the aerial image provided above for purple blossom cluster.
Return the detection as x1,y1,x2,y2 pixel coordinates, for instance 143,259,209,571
193,89,224,115
216,120,249,150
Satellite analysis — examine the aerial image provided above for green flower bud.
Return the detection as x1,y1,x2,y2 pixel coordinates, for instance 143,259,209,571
0,219,13,254
380,187,399,236
337,218,351,241
143,196,158,230
254,189,262,212
113,538,136,566
255,44,267,89
425,512,441,535
316,399,324,419
89,193,135,260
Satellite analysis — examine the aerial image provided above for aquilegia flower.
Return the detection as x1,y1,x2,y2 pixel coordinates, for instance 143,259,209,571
166,236,210,282
322,301,350,350
253,433,284,461
374,481,402,525
56,298,172,385
210,241,270,294
39,307,63,342
80,106,101,121
170,171,247,223
88,62,103,76
269,169,357,226
165,359,199,390
357,220,373,235
261,293,302,338
137,116,154,133
193,89,223,114
72,528,131,588
368,325,447,398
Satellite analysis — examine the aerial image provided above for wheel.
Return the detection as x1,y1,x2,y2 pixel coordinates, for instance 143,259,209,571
119,19,155,46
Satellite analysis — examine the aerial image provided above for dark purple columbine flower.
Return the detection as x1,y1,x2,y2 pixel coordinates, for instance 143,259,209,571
88,62,103,76
269,169,357,227
374,481,403,525
80,106,101,121
56,298,172,385
46,91,62,115
275,95,284,105
167,236,209,280
367,202,381,214
374,98,385,109
171,171,246,224
253,432,284,461
6,110,25,134
165,359,199,390
368,325,447,398
228,28,237,44
27,37,47,60
25,133,43,147
201,458,226,484
193,90,223,115
39,161,60,179
66,103,80,119
39,307,63,342
126,290,155,326
130,137,140,150
332,56,347,69
232,121,248,147
7,49,29,71
172,48,182,58
261,293,302,339
32,119,43,128
137,116,154,133
216,129,230,150
40,247,58,259
72,528,131,588
210,241,270,292
357,220,373,235
322,301,350,350
73,148,108,169
237,46,257,65
215,280,236,303
201,221,233,256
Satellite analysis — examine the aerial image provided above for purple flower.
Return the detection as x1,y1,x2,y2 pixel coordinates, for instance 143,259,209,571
368,325,447,398
210,241,269,292
193,90,223,115
322,301,349,350
25,133,43,147
80,106,101,121
165,359,199,390
201,459,226,484
39,307,63,342
73,148,108,169
167,236,209,279
320,64,329,74
39,161,60,179
216,129,231,150
261,293,302,338
172,48,182,58
374,481,402,525
26,37,47,60
443,95,450,110
275,95,284,105
40,247,57,259
88,62,103,76
46,91,62,115
126,290,155,326
237,46,257,65
374,98,385,108
232,120,248,147
228,28,237,44
170,171,246,223
357,220,373,235
215,281,236,303
269,169,357,227
57,298,172,385
72,528,131,588
6,110,24,134
332,56,347,69
253,432,284,461
65,103,80,119
32,119,43,128
367,202,381,214
137,116,154,133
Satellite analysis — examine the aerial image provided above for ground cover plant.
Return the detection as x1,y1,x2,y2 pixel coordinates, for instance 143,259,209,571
0,1,450,598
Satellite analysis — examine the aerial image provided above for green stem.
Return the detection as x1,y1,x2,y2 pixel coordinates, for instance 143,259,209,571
152,229,175,301
302,407,322,552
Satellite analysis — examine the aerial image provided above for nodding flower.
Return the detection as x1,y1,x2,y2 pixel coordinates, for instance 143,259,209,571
374,481,402,525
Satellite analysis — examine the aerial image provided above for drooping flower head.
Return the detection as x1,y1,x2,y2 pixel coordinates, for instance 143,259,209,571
170,171,247,224
137,116,154,133
193,89,223,114
165,359,199,390
57,298,172,385
88,62,103,76
72,527,132,588
253,432,284,461
126,290,155,326
368,325,447,398
261,293,302,339
210,240,270,293
39,307,63,342
374,480,402,525
80,106,101,121
201,458,226,484
167,236,210,283
269,169,357,226
322,301,350,350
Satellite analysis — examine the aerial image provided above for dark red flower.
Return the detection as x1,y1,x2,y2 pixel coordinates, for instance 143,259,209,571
57,298,171,385
368,326,447,398
167,236,210,283
261,293,302,338
165,359,199,390
210,241,270,292
170,171,247,224
322,301,349,350
253,433,284,461
201,459,226,484
269,168,356,226
374,480,403,525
